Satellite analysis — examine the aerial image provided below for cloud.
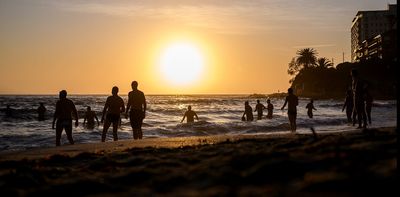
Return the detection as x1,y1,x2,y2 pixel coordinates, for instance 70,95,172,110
46,0,356,34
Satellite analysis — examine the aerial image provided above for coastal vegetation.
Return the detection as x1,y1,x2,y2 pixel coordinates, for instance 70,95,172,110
287,48,396,99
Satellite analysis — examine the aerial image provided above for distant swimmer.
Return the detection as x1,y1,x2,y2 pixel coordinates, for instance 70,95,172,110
37,103,46,121
101,86,125,142
5,105,12,117
351,69,367,128
181,105,199,123
306,99,317,118
83,106,99,129
342,90,355,123
281,88,298,132
52,90,78,146
126,81,146,140
242,101,254,121
266,99,274,119
254,100,266,120
365,89,373,125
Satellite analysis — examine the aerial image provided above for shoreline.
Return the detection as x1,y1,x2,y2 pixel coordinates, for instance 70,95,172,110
0,127,396,196
0,127,395,161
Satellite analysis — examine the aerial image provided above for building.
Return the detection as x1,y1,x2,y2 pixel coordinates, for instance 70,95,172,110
351,4,397,62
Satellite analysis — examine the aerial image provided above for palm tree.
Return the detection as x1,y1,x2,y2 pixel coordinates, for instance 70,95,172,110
316,57,333,68
296,48,317,69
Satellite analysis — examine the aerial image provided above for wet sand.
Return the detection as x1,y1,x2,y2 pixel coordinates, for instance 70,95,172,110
0,127,396,196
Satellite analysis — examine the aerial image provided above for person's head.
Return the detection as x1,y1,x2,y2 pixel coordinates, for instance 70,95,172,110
257,100,260,103
267,99,271,103
87,106,91,111
112,86,119,95
39,102,44,106
188,105,192,110
288,88,293,95
245,101,249,106
59,90,67,99
131,81,138,90
310,99,314,103
351,69,358,79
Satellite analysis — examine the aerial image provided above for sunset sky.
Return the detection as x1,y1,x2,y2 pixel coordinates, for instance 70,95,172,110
0,0,395,94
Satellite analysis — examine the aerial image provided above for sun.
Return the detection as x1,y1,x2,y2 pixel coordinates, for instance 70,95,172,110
159,42,204,86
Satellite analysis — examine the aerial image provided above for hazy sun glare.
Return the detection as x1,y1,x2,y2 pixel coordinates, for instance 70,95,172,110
159,42,204,86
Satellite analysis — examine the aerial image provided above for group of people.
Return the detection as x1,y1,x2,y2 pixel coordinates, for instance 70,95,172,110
342,69,373,129
4,69,372,146
52,81,146,146
241,90,317,133
242,99,274,121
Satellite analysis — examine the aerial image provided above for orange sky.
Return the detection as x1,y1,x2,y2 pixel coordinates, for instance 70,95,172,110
0,0,395,94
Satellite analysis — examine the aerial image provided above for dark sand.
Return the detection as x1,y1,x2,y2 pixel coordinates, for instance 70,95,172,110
0,127,396,196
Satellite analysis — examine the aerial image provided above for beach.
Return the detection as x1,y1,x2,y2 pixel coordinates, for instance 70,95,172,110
0,127,396,196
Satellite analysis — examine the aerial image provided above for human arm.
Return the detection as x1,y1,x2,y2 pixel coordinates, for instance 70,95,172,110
52,102,58,129
125,93,131,118
195,112,199,121
281,98,288,110
143,94,147,119
181,112,186,123
72,103,79,127
101,98,109,123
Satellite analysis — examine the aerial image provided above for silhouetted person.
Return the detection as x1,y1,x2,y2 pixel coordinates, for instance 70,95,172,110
52,90,78,146
37,103,46,121
83,106,99,129
266,99,274,119
181,105,199,123
281,88,298,132
306,99,317,118
351,69,367,128
342,90,355,123
101,86,125,142
126,81,146,140
254,100,266,120
242,101,253,121
5,105,12,117
365,89,373,125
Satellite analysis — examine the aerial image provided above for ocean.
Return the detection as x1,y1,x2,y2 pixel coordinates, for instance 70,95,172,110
0,95,396,152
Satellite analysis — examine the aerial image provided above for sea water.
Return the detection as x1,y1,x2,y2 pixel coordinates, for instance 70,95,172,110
0,95,396,151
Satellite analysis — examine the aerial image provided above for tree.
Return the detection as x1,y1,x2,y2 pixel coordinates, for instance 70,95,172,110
316,57,333,68
296,48,317,69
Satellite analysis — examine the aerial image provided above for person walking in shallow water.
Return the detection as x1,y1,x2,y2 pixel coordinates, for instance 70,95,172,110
351,69,367,128
306,99,317,118
266,99,274,119
37,103,46,121
101,86,125,142
126,81,146,140
254,100,266,120
342,90,355,123
52,90,78,146
83,106,99,129
242,101,253,121
281,88,298,132
181,105,199,123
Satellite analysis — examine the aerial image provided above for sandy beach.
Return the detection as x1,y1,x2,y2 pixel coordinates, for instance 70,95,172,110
0,127,396,196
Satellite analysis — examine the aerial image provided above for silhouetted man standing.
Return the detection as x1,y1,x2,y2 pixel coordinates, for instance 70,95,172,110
101,86,125,142
126,81,146,140
52,90,78,146
181,105,199,123
37,103,46,121
351,69,367,128
281,88,298,132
